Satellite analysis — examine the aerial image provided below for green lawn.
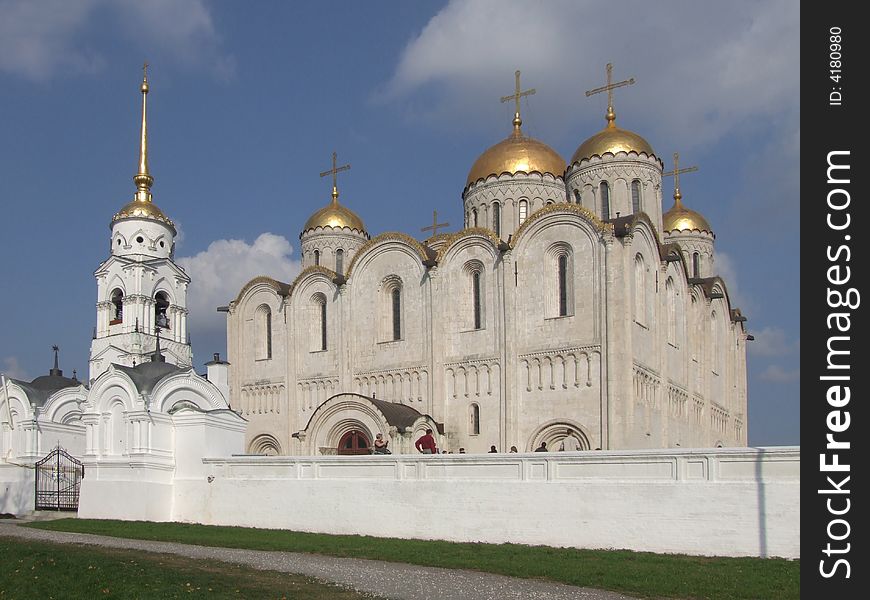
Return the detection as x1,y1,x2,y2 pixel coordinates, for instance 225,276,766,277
27,519,799,600
0,535,382,599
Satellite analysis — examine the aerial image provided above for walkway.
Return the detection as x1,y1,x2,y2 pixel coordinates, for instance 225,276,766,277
1,521,638,600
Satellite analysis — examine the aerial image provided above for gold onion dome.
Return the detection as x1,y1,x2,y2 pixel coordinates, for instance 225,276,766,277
662,191,712,233
571,110,655,165
113,64,174,227
303,194,366,233
467,114,565,187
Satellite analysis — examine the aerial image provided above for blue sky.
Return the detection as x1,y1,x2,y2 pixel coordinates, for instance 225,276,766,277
0,0,799,446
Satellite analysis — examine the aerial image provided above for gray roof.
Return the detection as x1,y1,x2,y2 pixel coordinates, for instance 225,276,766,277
11,374,82,407
113,361,183,394
368,397,425,431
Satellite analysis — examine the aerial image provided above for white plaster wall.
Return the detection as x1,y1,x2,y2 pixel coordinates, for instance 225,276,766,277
0,464,34,515
171,447,799,559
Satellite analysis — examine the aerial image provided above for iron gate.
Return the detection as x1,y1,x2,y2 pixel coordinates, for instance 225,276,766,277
34,444,84,511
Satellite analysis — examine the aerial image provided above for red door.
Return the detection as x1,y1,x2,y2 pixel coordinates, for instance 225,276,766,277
337,430,371,455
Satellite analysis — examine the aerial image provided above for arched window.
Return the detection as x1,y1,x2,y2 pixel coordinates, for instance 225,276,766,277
692,252,700,278
335,249,344,275
472,270,482,329
634,254,646,324
154,292,170,330
392,288,402,341
518,199,528,225
255,304,272,360
600,181,610,219
314,249,320,266
472,208,479,227
666,278,676,345
710,312,719,374
320,298,327,351
631,180,642,213
470,403,480,435
558,254,569,316
110,288,124,323
492,202,501,237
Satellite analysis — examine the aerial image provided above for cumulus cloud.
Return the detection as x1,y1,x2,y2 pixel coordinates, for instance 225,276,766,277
1,356,30,381
177,233,301,337
381,0,799,149
0,0,232,82
714,251,754,315
758,365,799,383
748,326,799,358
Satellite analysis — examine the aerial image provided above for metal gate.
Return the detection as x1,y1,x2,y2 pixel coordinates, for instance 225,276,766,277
34,444,84,511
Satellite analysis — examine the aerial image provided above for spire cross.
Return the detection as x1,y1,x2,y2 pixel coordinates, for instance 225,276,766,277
134,61,153,201
662,152,699,200
500,70,536,128
421,210,450,237
319,152,351,202
52,345,59,370
585,62,635,124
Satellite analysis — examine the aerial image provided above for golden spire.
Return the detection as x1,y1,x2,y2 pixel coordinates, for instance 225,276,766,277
133,62,153,203
662,152,699,204
319,151,351,203
500,69,536,133
585,62,636,127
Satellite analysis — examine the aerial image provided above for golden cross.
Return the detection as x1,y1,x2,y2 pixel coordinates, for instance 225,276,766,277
662,152,699,197
585,62,635,117
500,70,536,117
320,151,351,200
143,61,149,81
421,210,449,237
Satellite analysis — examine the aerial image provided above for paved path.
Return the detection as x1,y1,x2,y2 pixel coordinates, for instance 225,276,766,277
1,521,638,600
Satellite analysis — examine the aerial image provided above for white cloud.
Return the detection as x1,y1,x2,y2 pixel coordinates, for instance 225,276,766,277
382,0,799,150
759,364,799,383
748,326,798,358
1,356,30,381
177,233,301,337
0,0,232,82
714,251,754,314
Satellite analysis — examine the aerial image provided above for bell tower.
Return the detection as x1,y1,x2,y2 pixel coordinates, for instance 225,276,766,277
88,65,192,382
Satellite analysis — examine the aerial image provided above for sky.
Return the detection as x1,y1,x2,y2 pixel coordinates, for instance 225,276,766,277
0,0,799,446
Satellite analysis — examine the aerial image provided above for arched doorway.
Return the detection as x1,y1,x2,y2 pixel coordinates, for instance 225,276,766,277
337,429,371,455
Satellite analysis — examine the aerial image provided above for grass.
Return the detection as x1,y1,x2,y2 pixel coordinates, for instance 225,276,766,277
0,535,381,599
26,519,799,600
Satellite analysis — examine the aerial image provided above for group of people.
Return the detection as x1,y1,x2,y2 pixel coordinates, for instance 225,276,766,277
367,428,586,454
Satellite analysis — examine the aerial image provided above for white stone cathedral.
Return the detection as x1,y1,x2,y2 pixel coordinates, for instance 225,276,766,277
227,68,749,456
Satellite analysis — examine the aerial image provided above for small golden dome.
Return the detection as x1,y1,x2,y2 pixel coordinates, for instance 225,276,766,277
304,197,366,233
113,198,174,226
662,193,711,233
467,118,565,187
571,119,655,165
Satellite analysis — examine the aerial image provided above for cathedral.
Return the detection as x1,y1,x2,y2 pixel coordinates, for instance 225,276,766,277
227,67,749,456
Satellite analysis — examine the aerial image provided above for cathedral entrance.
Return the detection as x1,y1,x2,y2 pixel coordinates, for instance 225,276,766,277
34,444,84,511
337,430,371,455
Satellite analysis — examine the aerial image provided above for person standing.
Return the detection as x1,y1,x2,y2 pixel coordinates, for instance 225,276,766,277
488,445,498,453
373,433,390,454
534,441,548,452
415,428,437,454
559,431,581,451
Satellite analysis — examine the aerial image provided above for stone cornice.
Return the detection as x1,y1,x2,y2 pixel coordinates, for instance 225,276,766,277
345,232,431,278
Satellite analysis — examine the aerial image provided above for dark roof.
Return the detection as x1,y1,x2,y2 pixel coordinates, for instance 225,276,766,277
113,361,183,394
368,397,426,431
11,374,81,407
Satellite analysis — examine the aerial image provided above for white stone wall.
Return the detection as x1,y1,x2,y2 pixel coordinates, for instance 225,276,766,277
167,447,800,559
0,464,34,515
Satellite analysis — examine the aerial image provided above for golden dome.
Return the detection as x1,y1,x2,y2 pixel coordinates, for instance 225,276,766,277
571,107,655,165
467,117,565,187
304,195,366,233
662,193,711,233
113,198,174,226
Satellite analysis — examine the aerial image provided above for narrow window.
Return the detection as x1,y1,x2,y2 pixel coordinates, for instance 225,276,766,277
692,252,700,278
519,200,528,224
335,249,344,275
314,249,320,266
320,300,327,351
631,180,641,213
558,255,568,316
492,203,501,237
391,288,401,341
472,271,482,329
600,182,610,219
155,292,170,330
472,208,479,227
265,310,272,358
110,289,123,323
470,404,480,435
